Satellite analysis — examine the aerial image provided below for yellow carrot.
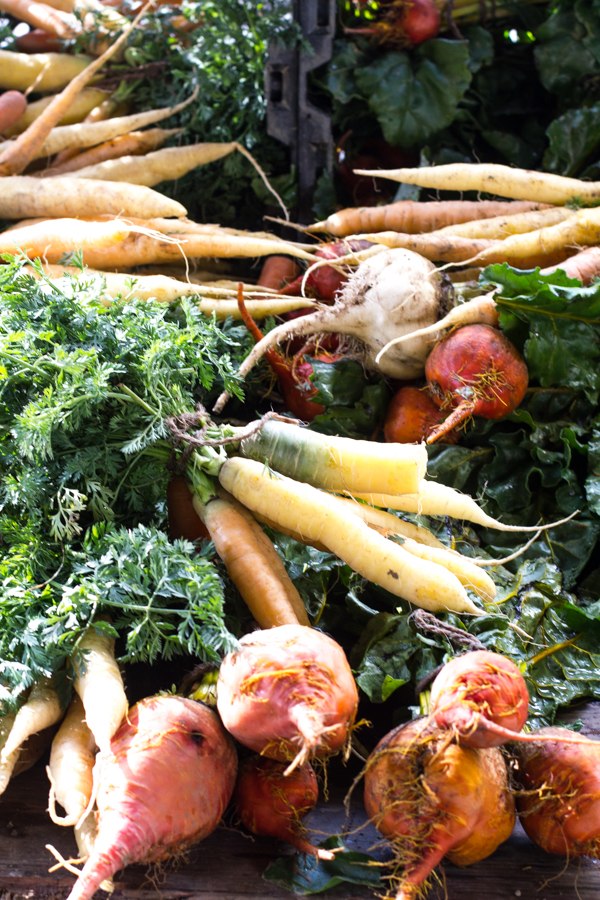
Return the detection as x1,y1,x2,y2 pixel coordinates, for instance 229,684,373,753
0,50,92,93
66,142,240,184
0,218,315,267
48,694,96,826
218,456,482,615
40,127,181,175
0,1,147,174
238,417,428,496
0,91,197,160
36,265,318,316
0,677,64,764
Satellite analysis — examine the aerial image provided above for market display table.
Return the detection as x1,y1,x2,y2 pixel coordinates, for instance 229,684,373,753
1,704,599,900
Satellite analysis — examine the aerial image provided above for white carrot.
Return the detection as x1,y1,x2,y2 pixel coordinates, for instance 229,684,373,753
48,694,97,826
71,625,128,754
0,677,64,765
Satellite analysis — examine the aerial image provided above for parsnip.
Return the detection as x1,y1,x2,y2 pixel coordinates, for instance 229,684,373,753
0,176,186,219
354,162,600,206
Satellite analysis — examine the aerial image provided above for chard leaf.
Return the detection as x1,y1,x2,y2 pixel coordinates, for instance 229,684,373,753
353,39,472,149
263,837,383,895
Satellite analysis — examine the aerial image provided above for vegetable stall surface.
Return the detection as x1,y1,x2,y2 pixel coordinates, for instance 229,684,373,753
63,694,238,900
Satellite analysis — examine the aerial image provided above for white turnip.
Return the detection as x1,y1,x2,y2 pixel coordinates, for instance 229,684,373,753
213,248,454,412
63,695,237,900
216,624,359,773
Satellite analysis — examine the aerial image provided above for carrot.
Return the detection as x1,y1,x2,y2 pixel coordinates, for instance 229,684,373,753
0,2,146,175
355,479,578,533
192,489,310,628
217,456,482,615
0,218,315,267
47,694,96,826
0,49,91,93
2,88,109,136
308,199,550,238
432,205,574,239
257,254,301,289
65,141,242,184
326,493,496,601
166,474,210,542
0,91,196,160
0,176,186,219
0,677,64,790
540,245,600,284
63,694,238,900
0,90,27,134
0,711,17,795
470,206,600,267
36,264,318,316
354,162,600,206
0,0,79,37
40,127,181,175
64,141,288,214
70,624,128,754
237,417,427,496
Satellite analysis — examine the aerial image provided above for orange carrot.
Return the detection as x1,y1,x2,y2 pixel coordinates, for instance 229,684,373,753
0,0,78,37
309,199,550,238
257,254,301,290
539,246,600,285
192,489,310,628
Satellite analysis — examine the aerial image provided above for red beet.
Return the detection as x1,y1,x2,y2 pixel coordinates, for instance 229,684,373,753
345,0,441,47
281,239,373,303
234,755,334,859
425,323,529,443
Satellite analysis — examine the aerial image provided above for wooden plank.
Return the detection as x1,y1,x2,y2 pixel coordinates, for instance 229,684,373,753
1,703,599,900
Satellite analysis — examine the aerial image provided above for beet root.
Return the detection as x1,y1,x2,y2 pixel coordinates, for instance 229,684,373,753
515,726,600,858
234,755,334,859
363,717,514,898
425,323,529,443
216,624,359,772
429,650,530,748
65,695,238,900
